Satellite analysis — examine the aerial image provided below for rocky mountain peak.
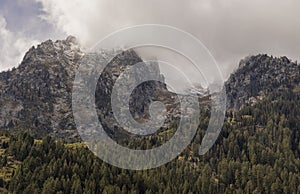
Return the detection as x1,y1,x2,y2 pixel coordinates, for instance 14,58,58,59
0,37,177,139
226,54,300,110
20,36,83,73
0,37,85,138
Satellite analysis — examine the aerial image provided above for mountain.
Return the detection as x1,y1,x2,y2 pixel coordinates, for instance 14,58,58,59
0,36,83,138
1,38,300,193
0,37,185,139
226,54,300,109
1,37,300,139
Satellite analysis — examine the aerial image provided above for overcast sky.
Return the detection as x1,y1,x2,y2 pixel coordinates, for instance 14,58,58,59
0,0,300,81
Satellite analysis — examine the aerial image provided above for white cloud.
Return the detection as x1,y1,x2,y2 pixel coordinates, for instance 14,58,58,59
0,15,39,70
36,0,300,78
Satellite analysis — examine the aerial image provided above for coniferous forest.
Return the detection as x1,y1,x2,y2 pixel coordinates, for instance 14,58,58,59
1,88,300,193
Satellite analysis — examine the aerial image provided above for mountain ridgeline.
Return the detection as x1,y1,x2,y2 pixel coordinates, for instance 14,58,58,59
1,38,300,193
0,37,180,139
1,37,300,138
226,54,300,109
0,37,82,138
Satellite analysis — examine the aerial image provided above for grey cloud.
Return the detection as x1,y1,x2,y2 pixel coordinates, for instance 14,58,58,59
2,0,300,81
36,0,300,80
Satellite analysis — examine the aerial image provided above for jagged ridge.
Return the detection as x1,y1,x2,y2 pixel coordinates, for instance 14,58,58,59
226,54,300,109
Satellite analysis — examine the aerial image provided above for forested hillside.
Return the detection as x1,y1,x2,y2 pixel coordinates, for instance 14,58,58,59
0,87,300,193
1,37,300,193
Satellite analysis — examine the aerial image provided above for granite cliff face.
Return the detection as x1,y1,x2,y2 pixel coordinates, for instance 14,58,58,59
0,36,83,137
0,37,180,139
2,36,299,139
91,49,179,137
226,54,300,110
